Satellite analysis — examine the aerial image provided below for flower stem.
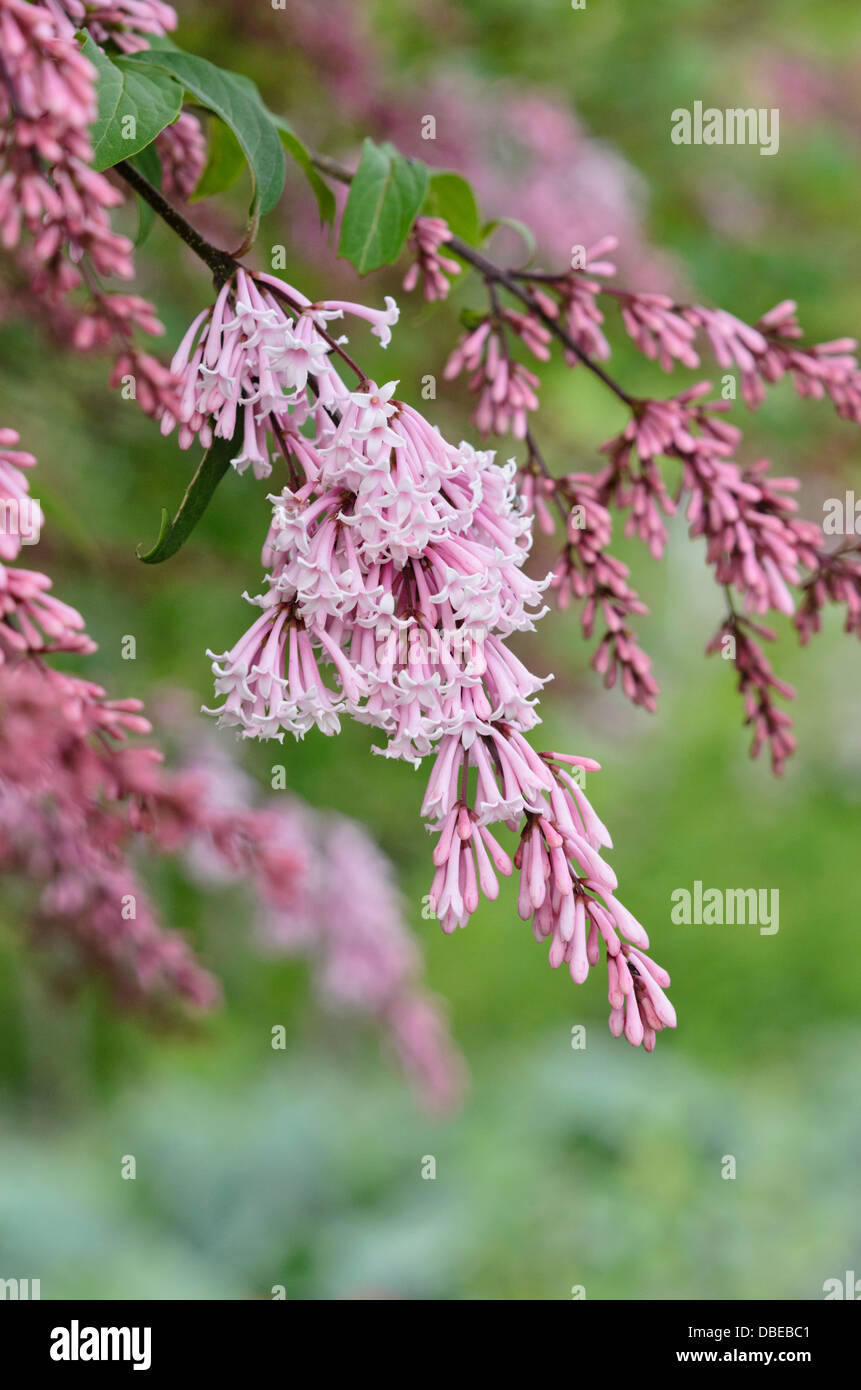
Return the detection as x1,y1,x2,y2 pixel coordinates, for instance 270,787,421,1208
114,159,238,287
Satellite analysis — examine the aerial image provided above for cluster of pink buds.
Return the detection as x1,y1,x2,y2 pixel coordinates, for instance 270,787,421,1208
0,2,188,430
52,0,178,53
423,733,674,1050
0,421,220,1011
155,111,207,202
0,426,92,660
402,216,461,302
706,617,796,774
526,237,619,363
444,312,544,439
687,300,861,424
0,0,133,279
521,463,658,713
795,541,861,644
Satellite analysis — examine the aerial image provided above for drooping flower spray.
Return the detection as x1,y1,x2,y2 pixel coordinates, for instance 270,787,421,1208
165,264,676,1050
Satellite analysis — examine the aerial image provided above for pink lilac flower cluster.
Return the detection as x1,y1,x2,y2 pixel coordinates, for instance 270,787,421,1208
424,740,675,1051
0,426,91,661
705,617,796,775
616,293,861,425
0,666,223,1013
0,423,219,1010
517,241,861,428
598,385,824,769
162,266,399,467
522,461,658,712
795,541,861,645
168,268,673,1049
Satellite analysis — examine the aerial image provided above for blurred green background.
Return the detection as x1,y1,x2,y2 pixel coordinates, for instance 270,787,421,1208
0,0,859,1299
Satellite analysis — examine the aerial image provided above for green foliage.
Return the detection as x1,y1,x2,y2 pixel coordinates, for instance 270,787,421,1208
137,436,236,565
339,139,429,274
270,115,336,227
81,34,183,171
423,171,480,244
121,48,287,218
191,116,247,203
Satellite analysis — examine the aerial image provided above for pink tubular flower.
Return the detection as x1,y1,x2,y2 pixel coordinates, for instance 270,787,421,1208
161,269,399,465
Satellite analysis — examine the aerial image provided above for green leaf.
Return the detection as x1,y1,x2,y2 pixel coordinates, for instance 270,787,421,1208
137,435,235,564
81,34,183,171
270,114,336,227
191,115,247,202
423,171,479,244
338,139,429,275
459,307,488,332
481,216,537,268
129,142,162,246
121,49,286,217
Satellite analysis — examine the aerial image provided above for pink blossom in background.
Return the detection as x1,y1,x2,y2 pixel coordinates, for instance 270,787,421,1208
260,0,677,285
0,421,465,1101
156,111,207,203
184,737,464,1110
0,0,133,278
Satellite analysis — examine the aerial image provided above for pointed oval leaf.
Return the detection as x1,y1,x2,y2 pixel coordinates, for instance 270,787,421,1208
81,35,183,171
121,49,286,217
339,139,429,275
423,171,480,245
